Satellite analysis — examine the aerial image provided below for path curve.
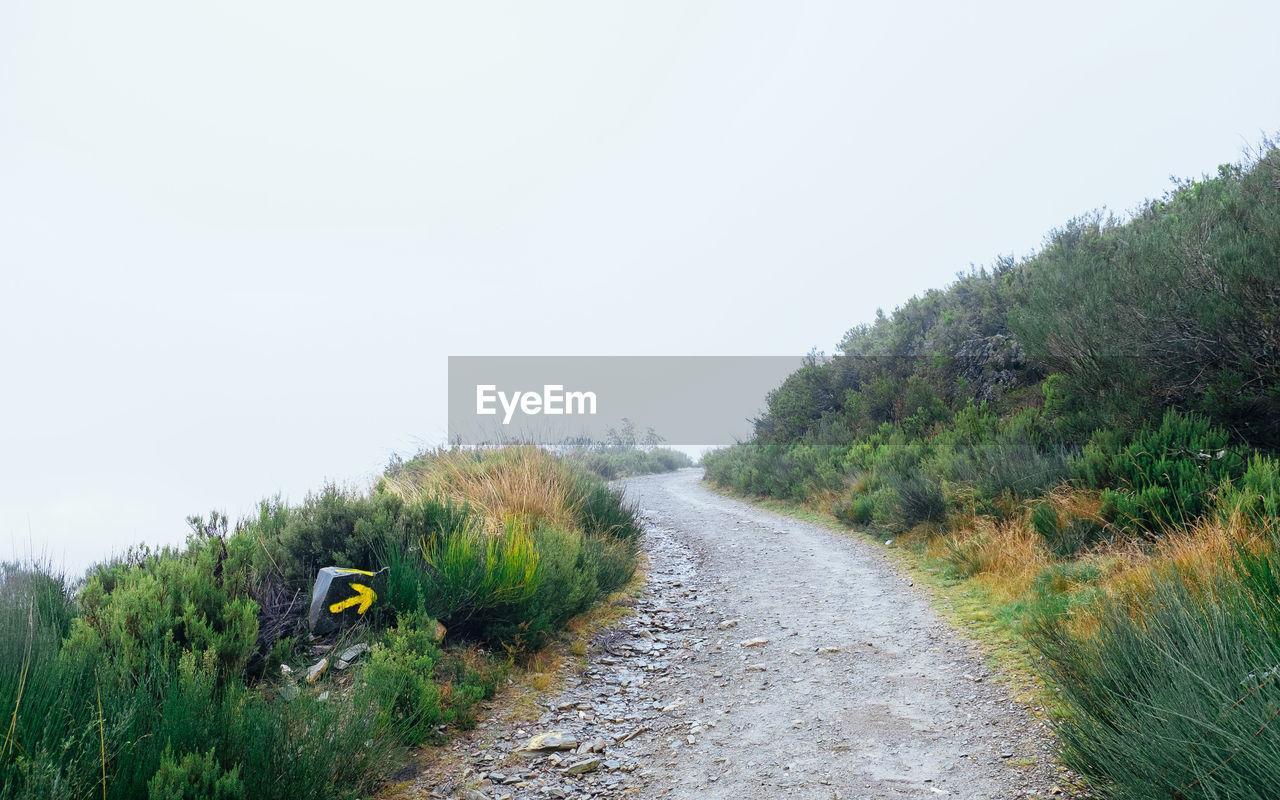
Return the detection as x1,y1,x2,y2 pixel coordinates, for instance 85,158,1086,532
419,469,1076,800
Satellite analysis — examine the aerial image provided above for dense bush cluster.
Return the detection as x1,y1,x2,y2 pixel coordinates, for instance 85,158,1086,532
0,447,639,800
703,142,1280,798
566,446,693,480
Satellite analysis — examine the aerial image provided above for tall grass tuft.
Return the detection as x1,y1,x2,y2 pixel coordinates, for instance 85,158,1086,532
383,446,577,533
1031,547,1280,799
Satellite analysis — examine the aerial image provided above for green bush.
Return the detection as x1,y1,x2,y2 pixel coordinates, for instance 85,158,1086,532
881,466,946,527
972,444,1071,501
703,443,847,500
1071,428,1128,489
582,533,636,595
1030,550,1280,799
1216,454,1280,530
375,484,637,654
2,450,640,800
63,529,259,685
568,479,642,543
832,494,874,526
1030,502,1061,539
255,487,396,585
361,614,446,745
479,525,599,652
419,520,541,633
1081,410,1246,534
570,447,692,479
147,748,244,800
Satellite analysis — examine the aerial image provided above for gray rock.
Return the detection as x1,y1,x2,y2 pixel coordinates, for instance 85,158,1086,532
338,643,369,663
564,756,604,775
615,725,651,744
518,731,579,752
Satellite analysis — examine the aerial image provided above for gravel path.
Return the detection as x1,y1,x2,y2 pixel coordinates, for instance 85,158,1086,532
419,469,1079,800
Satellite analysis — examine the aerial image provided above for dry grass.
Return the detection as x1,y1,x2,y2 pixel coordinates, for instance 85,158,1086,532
809,487,845,514
1038,484,1106,529
384,446,578,534
1098,512,1273,606
928,516,1049,601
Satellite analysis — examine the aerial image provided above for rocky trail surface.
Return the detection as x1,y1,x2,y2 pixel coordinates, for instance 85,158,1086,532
413,469,1081,800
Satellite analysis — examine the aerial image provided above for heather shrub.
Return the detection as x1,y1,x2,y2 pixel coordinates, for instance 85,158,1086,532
146,748,244,800
1215,454,1280,530
1089,410,1245,534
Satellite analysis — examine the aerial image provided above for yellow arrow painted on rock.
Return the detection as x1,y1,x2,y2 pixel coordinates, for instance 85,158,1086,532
329,583,376,615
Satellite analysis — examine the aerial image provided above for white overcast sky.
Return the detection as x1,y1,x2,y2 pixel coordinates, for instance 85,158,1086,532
2,1,1278,577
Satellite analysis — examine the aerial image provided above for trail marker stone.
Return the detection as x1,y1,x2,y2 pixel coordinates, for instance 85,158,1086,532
308,566,380,635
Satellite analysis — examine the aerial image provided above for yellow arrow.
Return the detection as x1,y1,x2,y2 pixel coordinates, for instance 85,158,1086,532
329,583,376,615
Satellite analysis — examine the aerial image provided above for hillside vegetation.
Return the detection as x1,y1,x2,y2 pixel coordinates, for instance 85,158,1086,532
0,447,639,800
704,142,1280,798
565,445,693,481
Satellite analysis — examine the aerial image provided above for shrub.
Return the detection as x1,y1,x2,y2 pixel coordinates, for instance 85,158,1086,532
1082,410,1246,535
479,525,599,653
63,530,259,685
1,447,641,800
1030,549,1280,799
1022,561,1104,620
568,479,641,543
1028,503,1105,558
1054,517,1107,557
147,748,244,800
420,519,541,630
372,450,641,654
1071,427,1128,489
582,533,636,596
941,531,997,579
569,447,692,479
973,444,1072,500
252,487,411,586
383,446,575,533
361,614,446,745
832,494,874,526
1029,501,1061,540
881,466,946,527
1216,454,1280,530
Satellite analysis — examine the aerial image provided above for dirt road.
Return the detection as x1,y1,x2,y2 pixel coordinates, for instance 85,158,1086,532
421,469,1075,800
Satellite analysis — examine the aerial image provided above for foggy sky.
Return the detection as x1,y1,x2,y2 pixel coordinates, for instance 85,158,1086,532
3,1,1278,577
